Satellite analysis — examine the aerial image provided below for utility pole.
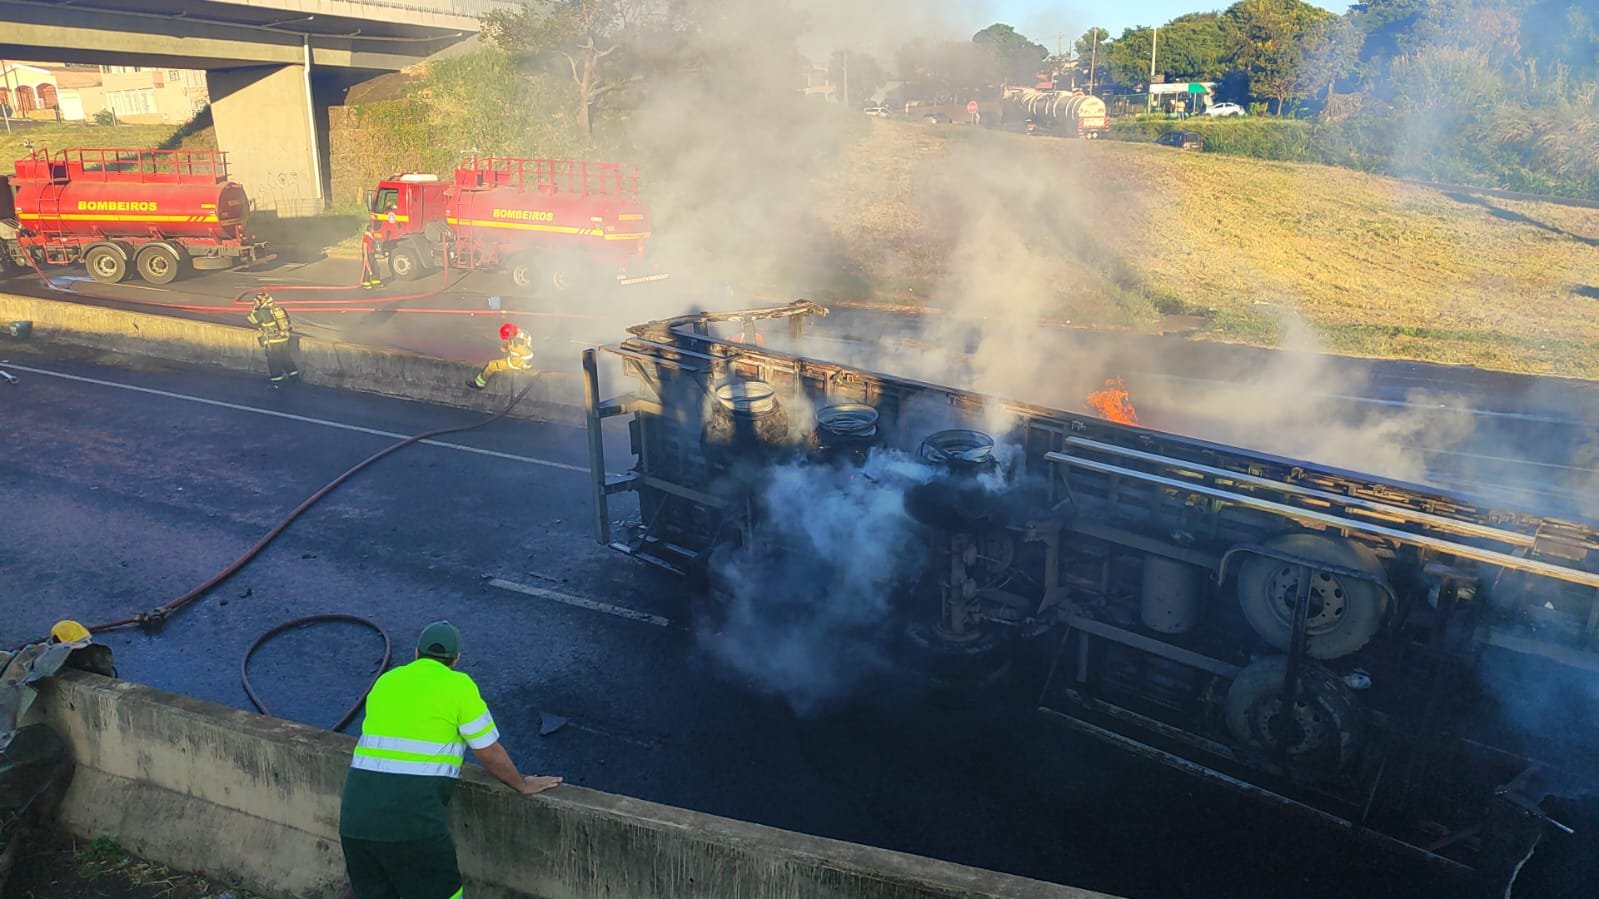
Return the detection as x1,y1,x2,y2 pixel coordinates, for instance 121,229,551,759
1088,31,1099,95
1147,26,1159,112
841,50,849,108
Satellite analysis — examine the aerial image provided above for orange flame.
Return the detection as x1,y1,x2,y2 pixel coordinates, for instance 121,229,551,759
1086,377,1139,425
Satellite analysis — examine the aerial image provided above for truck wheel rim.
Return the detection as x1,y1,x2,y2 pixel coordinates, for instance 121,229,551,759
147,255,170,277
91,254,118,277
1264,565,1346,634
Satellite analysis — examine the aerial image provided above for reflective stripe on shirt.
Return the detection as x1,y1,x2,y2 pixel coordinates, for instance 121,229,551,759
458,711,499,750
350,754,462,778
357,734,467,759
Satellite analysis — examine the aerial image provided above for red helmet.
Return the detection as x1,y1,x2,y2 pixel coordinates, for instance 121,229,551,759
499,323,519,340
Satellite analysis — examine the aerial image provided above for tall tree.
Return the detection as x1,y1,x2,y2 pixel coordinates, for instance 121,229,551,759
1222,0,1336,113
1074,27,1110,89
482,0,670,141
972,23,1049,84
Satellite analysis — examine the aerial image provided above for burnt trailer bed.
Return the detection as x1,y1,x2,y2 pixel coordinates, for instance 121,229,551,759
581,301,1599,883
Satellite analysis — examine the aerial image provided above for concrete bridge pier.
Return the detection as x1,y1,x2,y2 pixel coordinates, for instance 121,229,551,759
208,63,330,218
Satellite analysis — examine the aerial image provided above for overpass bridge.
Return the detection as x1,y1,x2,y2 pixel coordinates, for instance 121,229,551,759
0,0,517,214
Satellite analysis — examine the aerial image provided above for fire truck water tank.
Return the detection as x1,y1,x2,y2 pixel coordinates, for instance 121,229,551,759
12,179,251,240
1141,555,1202,634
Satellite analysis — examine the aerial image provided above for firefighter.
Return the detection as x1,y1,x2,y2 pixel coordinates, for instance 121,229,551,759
339,621,561,899
248,292,299,388
360,230,384,290
467,322,535,390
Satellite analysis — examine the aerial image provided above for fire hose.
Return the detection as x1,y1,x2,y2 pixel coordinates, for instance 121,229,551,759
25,379,537,729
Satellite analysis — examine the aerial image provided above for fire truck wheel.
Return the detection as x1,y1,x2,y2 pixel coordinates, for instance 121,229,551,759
388,243,424,281
508,258,535,290
1223,654,1363,776
546,254,591,293
135,243,182,285
84,245,128,284
1235,534,1388,660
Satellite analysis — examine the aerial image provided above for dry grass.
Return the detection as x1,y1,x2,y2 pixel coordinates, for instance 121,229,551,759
0,120,212,156
805,121,1599,378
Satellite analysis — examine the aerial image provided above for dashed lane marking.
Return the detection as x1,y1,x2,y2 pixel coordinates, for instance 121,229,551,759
487,577,670,628
5,364,589,473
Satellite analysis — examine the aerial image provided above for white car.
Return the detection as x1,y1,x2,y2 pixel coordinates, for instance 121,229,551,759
862,105,891,118
1204,102,1247,117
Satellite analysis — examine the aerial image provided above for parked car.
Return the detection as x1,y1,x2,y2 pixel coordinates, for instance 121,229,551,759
922,112,952,124
1155,130,1205,150
863,105,891,118
1203,102,1247,117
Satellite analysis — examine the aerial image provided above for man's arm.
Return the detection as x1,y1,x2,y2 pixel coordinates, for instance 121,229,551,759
472,741,562,796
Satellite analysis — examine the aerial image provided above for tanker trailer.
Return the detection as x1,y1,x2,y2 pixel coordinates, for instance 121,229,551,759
1013,89,1110,138
0,147,269,285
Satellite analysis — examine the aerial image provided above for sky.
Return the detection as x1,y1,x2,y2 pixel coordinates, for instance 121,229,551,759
974,0,1352,46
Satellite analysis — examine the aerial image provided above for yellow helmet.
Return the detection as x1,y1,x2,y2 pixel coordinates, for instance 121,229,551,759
50,619,92,644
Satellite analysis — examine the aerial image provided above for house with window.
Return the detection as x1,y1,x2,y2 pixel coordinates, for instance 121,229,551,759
0,61,209,124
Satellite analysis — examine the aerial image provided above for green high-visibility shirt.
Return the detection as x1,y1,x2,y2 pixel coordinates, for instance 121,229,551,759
338,657,500,841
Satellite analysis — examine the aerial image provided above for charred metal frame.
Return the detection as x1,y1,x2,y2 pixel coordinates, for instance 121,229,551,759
582,302,1599,876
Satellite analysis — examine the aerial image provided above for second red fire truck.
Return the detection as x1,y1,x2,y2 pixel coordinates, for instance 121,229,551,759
366,155,658,294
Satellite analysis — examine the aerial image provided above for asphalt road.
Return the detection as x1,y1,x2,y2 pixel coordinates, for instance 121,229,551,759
2,339,1523,899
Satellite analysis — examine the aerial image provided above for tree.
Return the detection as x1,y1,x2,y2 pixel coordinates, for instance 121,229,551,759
1154,13,1231,82
1298,16,1365,104
828,50,886,107
1105,26,1157,90
1222,0,1336,113
1074,27,1110,88
482,0,668,141
971,23,1049,84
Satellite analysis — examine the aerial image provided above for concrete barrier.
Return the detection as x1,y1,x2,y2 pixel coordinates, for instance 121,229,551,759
0,291,586,424
31,673,1107,899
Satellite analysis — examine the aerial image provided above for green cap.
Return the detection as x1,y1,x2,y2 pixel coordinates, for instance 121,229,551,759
417,620,461,660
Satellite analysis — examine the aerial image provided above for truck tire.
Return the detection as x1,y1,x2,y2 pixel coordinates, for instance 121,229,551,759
1223,654,1364,777
389,243,424,281
546,253,592,294
1235,533,1388,660
508,257,535,290
135,243,182,285
84,245,128,284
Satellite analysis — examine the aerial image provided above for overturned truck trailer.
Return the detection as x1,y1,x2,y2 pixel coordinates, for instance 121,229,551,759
582,301,1599,880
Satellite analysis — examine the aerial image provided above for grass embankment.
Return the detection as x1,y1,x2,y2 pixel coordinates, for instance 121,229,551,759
0,118,216,154
809,121,1599,378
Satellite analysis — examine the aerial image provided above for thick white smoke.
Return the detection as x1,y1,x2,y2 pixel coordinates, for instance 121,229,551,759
701,448,935,715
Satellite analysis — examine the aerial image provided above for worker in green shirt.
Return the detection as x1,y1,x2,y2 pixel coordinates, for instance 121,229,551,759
339,621,561,899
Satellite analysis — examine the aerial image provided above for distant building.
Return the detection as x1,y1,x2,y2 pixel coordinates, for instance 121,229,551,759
99,65,210,124
0,60,208,124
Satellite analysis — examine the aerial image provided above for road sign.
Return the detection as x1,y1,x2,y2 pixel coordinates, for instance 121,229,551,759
966,100,979,115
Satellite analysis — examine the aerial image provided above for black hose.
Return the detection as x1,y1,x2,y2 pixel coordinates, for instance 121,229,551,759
241,614,392,732
81,380,538,635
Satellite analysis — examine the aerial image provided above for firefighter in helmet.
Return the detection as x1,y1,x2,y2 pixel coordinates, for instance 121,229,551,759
248,291,299,388
360,226,384,290
468,322,535,390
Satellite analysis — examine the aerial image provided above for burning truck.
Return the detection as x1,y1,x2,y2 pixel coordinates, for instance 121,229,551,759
582,301,1599,886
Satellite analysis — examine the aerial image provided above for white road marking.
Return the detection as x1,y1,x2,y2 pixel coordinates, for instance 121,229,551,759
4,364,589,473
487,577,670,627
106,283,171,293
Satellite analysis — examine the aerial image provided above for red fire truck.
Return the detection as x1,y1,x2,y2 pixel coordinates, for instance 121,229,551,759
0,147,270,284
366,155,657,294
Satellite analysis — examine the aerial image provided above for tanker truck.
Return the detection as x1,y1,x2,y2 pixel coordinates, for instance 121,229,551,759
366,155,658,297
0,147,270,285
1011,89,1110,138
